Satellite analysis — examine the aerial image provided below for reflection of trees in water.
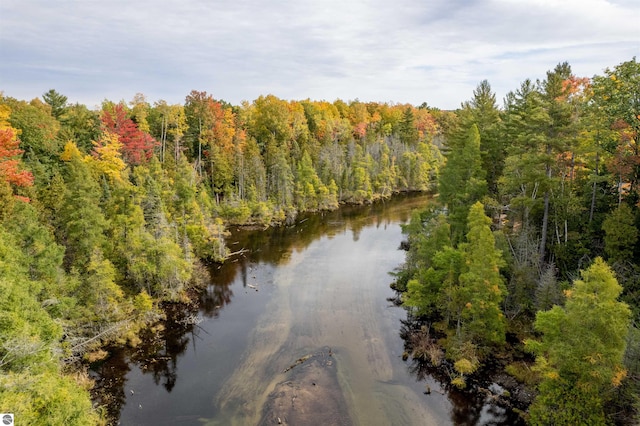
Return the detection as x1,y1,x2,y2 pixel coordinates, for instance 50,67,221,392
90,348,130,423
142,303,195,393
92,193,431,425
199,283,232,317
226,193,430,266
199,263,236,317
91,302,199,424
399,318,523,426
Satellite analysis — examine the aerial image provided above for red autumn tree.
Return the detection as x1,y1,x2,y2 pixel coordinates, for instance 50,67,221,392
101,104,158,166
0,128,34,189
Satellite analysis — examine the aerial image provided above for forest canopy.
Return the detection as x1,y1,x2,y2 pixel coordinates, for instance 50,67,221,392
1,56,639,425
398,57,640,425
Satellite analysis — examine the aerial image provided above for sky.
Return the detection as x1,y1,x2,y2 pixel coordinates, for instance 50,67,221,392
1,0,638,110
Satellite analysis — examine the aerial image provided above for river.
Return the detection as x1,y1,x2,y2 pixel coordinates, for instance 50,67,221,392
91,194,520,425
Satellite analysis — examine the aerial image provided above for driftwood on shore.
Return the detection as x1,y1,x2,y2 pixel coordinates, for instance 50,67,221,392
282,354,313,373
227,248,250,257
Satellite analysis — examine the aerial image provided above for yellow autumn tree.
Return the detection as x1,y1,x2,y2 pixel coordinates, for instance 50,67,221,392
86,131,127,183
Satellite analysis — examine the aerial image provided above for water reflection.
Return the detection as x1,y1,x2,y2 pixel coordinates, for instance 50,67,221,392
400,319,526,426
223,195,425,268
90,193,522,425
90,301,200,421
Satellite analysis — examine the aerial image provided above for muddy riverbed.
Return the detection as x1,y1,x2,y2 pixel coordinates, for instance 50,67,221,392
91,194,520,425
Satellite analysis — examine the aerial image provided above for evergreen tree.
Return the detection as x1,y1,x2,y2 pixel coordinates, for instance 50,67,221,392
2,97,62,183
591,58,640,201
42,89,68,119
501,79,552,260
398,106,419,146
266,142,295,209
0,219,98,426
58,103,101,153
461,80,504,195
438,123,486,242
58,142,108,271
457,202,507,348
602,203,638,263
526,258,631,425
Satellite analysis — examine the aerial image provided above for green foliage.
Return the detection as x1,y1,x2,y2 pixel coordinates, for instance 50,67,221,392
391,58,640,423
265,142,295,207
0,370,100,426
438,123,486,242
58,103,101,153
460,80,504,195
3,201,64,283
446,339,480,389
454,358,476,375
186,218,228,261
404,243,462,318
42,89,68,119
0,222,99,425
58,142,108,270
505,362,539,386
3,60,640,423
526,258,631,425
403,202,506,368
457,202,507,347
82,249,125,322
500,80,552,222
133,290,154,315
398,106,419,145
0,275,61,371
528,376,608,426
295,150,336,210
603,203,638,263
591,58,640,200
1,96,62,185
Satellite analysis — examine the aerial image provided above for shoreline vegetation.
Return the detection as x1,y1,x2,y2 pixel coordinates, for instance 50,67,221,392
0,88,441,425
391,59,639,425
1,56,639,425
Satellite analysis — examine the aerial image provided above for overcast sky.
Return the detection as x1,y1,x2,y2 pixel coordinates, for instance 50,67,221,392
1,0,638,110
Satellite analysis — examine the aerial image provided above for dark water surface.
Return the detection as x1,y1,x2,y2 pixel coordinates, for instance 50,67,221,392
91,194,519,425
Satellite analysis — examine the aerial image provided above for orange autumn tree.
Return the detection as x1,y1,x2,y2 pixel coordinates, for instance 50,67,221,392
101,103,158,166
0,127,34,204
184,90,237,200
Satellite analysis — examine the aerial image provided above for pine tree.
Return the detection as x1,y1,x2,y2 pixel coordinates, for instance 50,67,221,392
398,106,419,146
457,202,507,348
602,203,638,263
461,80,504,195
438,124,486,242
526,257,631,425
58,142,108,271
42,89,68,119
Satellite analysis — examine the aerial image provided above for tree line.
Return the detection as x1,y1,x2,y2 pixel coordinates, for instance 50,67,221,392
1,56,637,424
397,58,639,425
0,90,442,424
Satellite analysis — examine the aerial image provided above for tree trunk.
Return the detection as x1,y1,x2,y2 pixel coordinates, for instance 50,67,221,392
540,148,552,263
161,115,166,163
540,190,550,263
198,118,202,177
589,150,599,223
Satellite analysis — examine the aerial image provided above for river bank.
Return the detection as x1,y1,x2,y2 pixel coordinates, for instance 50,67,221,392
89,193,522,425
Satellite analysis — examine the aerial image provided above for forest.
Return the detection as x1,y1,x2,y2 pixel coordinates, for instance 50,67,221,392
0,56,637,425
396,58,640,425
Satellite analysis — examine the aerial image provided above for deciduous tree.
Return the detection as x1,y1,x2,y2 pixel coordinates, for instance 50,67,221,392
101,103,158,166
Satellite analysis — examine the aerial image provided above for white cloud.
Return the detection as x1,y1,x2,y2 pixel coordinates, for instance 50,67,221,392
1,0,638,109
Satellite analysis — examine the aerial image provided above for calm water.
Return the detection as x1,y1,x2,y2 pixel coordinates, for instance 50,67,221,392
91,194,519,425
